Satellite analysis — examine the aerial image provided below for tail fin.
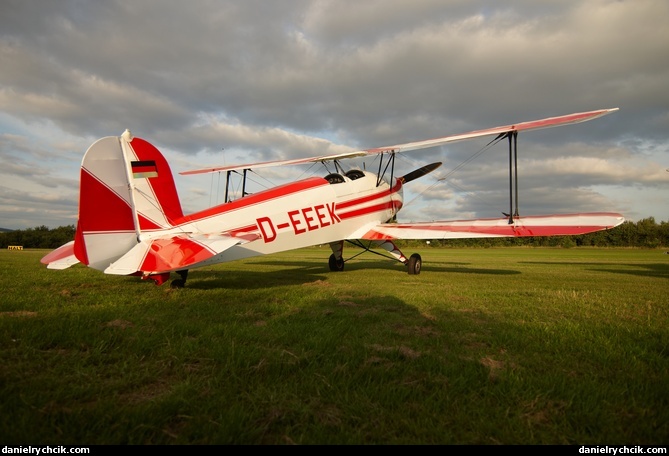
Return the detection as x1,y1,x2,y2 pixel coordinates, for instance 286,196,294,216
74,130,184,270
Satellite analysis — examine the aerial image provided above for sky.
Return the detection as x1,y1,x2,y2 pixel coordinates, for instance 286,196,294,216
1,0,668,230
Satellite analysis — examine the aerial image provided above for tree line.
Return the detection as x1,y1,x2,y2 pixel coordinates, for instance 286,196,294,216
1,218,668,249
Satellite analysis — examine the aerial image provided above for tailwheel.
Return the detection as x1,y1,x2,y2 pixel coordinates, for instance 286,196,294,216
328,254,345,272
143,272,170,286
407,253,422,275
170,270,189,288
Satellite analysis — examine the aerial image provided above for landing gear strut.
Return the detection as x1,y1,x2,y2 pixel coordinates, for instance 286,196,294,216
328,239,423,275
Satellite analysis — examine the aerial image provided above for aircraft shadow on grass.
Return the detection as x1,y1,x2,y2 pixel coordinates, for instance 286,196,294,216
183,259,520,290
184,269,329,290
519,261,669,280
255,258,520,275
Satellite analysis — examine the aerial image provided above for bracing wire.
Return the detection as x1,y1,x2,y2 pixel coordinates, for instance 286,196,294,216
215,171,222,205
209,172,214,207
400,134,507,208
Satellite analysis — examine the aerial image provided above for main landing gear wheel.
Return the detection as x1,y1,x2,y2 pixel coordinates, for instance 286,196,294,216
328,254,345,272
170,270,189,288
407,253,422,275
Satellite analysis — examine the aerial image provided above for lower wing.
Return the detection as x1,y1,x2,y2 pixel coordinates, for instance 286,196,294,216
360,213,625,240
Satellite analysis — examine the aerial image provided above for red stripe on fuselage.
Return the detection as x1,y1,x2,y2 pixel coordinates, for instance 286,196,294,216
223,224,261,241
335,179,402,221
336,180,402,210
338,200,402,221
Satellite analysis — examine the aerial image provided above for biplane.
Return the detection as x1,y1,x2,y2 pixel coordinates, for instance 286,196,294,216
41,108,625,287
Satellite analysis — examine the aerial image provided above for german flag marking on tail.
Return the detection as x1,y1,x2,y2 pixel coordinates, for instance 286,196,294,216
131,160,158,179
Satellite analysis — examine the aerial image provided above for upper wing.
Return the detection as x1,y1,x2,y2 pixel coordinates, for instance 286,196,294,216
180,151,369,175
360,212,625,240
181,108,618,176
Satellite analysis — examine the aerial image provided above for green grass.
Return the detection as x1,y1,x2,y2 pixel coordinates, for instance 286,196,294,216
1,247,667,444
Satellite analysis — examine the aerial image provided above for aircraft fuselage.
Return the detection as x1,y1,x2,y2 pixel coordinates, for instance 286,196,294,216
148,171,403,268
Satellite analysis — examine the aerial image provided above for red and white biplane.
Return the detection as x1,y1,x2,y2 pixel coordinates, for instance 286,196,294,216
41,108,625,287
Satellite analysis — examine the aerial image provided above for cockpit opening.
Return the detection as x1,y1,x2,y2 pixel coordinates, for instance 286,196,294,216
345,169,365,180
325,173,345,184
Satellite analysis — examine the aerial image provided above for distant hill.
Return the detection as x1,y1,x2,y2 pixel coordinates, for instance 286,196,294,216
0,228,13,232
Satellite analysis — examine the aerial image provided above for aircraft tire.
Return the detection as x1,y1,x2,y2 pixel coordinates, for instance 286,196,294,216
170,279,185,288
407,253,422,275
328,254,345,271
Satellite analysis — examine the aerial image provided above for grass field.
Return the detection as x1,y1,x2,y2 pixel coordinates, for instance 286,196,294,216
0,247,667,444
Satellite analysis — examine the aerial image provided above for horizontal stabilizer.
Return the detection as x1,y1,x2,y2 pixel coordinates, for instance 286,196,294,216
40,241,80,270
104,234,244,275
361,212,625,240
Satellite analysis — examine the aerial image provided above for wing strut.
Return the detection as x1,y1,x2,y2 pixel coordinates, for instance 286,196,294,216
224,170,232,203
507,131,519,223
376,152,397,187
222,169,251,203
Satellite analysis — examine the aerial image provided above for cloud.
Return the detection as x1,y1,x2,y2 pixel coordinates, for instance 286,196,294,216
0,0,667,229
